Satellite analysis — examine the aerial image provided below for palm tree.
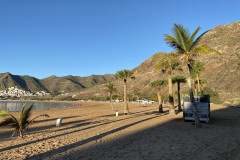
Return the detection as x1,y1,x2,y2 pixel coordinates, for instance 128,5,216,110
190,60,206,94
149,79,168,112
153,52,182,115
105,82,118,110
198,78,208,94
115,69,134,115
0,104,49,138
163,24,219,127
172,75,186,111
135,92,141,100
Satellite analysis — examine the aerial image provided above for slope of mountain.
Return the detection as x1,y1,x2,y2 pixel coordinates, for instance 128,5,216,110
0,73,116,94
77,21,240,104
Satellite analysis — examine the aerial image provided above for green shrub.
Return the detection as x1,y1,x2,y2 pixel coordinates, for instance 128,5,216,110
202,87,222,104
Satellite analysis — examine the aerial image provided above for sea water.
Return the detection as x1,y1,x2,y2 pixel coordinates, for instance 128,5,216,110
0,101,75,111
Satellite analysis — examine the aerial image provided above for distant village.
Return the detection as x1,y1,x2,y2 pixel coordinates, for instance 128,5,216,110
0,86,50,97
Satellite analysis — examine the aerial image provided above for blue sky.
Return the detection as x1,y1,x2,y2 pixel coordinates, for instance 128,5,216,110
0,0,239,79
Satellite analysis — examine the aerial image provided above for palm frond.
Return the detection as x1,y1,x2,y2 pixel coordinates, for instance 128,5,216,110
29,114,50,124
0,110,19,124
163,34,185,53
154,59,169,72
189,44,211,56
152,52,169,61
20,103,26,120
115,69,133,80
191,30,209,50
172,75,186,84
188,26,201,49
0,110,11,117
149,79,168,87
21,104,35,128
173,24,187,52
105,82,118,93
0,117,17,127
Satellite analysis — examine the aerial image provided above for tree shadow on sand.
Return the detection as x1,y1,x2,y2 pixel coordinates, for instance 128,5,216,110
25,105,240,160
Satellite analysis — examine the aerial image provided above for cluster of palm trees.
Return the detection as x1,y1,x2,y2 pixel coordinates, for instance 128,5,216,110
109,24,218,127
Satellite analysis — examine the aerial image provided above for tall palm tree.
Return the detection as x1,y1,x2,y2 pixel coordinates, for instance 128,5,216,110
164,24,219,127
105,82,118,110
153,52,182,115
172,75,186,111
190,60,206,94
115,69,134,115
149,79,168,113
0,104,49,138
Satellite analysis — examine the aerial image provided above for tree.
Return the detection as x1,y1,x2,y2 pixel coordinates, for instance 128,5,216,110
172,75,186,111
153,52,182,115
0,104,49,138
135,92,141,100
198,78,208,94
190,60,206,94
115,69,134,114
163,24,219,127
149,79,168,112
105,82,118,110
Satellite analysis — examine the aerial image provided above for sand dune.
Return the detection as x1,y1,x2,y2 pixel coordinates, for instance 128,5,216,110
0,102,240,160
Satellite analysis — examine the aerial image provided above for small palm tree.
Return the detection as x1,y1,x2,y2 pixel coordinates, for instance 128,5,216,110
105,82,118,110
115,69,134,115
153,52,182,115
149,79,168,112
164,24,219,127
172,75,186,111
0,104,49,138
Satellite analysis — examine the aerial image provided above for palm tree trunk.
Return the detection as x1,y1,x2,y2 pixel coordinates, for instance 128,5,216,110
157,87,163,113
200,84,204,94
193,78,197,95
177,82,182,111
168,70,175,115
19,129,23,138
197,73,200,94
110,92,113,110
187,64,201,127
123,79,129,114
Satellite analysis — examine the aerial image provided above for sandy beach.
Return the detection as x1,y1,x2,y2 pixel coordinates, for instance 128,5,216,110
0,102,240,160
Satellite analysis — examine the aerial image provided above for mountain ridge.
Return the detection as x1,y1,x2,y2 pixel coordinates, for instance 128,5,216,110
0,72,116,94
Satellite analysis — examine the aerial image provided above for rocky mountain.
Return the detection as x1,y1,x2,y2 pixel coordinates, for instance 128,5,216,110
1,21,239,104
76,21,240,105
0,72,116,94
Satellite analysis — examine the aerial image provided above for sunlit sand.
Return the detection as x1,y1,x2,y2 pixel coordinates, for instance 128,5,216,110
0,102,239,159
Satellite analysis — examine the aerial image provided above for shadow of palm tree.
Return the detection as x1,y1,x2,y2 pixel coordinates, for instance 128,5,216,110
25,105,240,160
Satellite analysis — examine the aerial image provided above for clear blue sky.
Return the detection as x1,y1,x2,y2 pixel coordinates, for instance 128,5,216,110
0,0,239,79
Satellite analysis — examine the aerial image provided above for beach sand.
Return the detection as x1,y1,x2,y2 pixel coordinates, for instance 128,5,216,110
0,102,240,160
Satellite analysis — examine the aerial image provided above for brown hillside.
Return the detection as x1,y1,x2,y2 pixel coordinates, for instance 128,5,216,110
77,21,240,104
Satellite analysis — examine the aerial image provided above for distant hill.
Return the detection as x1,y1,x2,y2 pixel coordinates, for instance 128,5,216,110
77,21,240,105
0,72,116,94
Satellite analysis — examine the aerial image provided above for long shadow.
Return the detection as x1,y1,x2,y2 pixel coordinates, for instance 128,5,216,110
34,105,240,160
0,109,165,152
0,116,81,140
96,108,156,118
34,116,79,123
26,112,169,160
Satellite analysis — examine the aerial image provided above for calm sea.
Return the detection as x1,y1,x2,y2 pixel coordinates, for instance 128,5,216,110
0,101,76,111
